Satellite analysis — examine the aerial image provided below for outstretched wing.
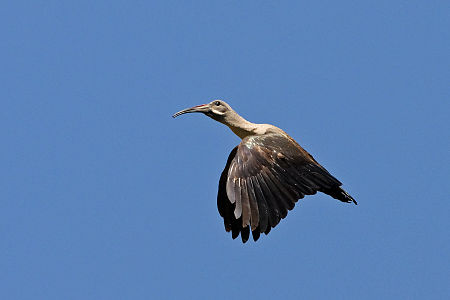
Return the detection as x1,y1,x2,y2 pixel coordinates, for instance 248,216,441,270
217,133,356,243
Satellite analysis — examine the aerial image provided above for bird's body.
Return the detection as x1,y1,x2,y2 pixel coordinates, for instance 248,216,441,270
173,100,356,243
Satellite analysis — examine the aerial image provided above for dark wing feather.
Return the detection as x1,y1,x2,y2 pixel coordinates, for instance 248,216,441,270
218,133,356,243
217,147,240,237
248,176,269,233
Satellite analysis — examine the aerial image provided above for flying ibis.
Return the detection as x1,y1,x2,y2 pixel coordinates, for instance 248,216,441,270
173,100,357,243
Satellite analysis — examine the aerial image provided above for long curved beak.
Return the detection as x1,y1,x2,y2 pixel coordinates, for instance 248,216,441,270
172,104,210,118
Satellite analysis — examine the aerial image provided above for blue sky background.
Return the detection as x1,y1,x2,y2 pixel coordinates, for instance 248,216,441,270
1,1,449,299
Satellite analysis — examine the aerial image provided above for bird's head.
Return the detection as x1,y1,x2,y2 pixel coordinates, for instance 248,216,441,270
172,100,232,121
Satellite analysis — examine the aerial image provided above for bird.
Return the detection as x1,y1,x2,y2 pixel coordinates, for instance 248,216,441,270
173,100,357,243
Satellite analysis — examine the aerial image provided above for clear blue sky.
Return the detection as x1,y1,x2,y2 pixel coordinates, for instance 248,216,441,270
1,1,449,299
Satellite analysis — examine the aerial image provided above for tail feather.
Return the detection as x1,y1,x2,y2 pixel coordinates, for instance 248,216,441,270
323,186,357,205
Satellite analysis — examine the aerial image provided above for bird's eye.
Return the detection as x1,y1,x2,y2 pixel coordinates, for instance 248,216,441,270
214,101,221,106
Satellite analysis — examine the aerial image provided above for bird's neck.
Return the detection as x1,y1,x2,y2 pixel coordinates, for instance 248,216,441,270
219,112,258,139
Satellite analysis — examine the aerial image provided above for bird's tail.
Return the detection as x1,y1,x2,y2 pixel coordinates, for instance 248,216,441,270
324,186,357,205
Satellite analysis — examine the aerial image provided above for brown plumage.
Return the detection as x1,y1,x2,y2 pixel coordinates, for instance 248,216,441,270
173,100,357,243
